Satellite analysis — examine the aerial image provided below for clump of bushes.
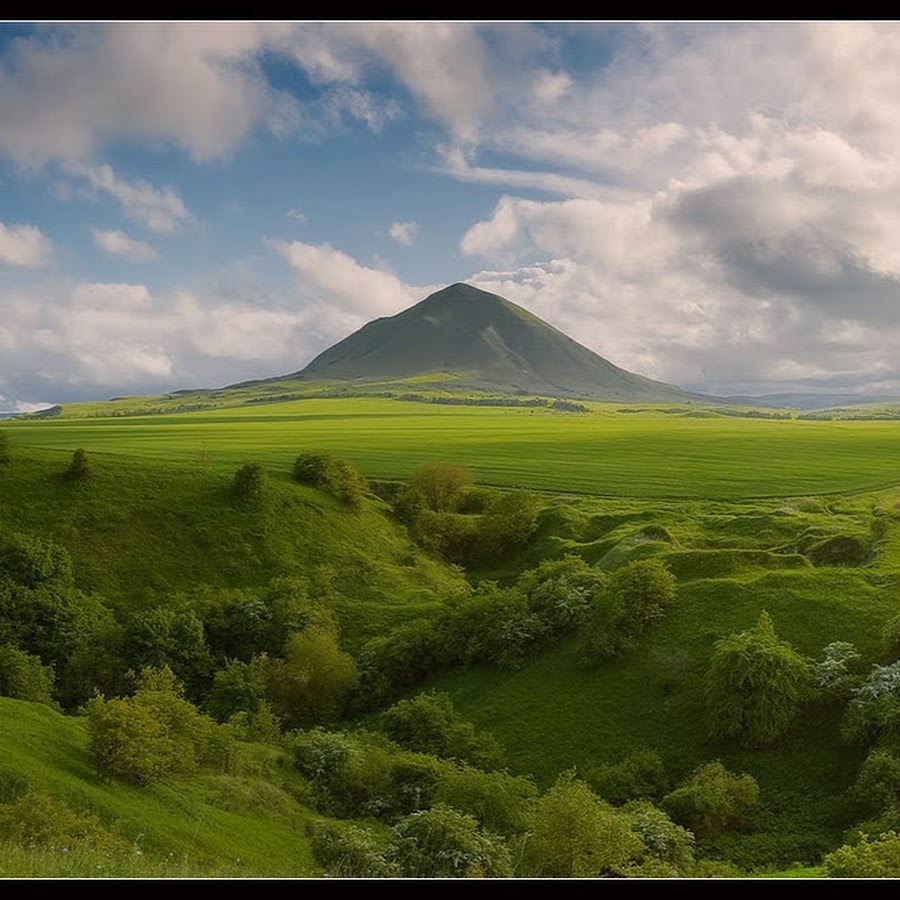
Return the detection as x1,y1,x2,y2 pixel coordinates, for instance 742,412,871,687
0,432,11,465
583,749,668,806
824,831,900,877
0,644,56,706
293,451,367,510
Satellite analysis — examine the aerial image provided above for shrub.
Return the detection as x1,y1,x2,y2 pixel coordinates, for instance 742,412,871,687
292,451,333,487
661,761,759,839
814,641,862,699
63,448,93,483
824,831,900,877
584,750,668,806
436,766,538,836
853,749,900,815
882,614,900,661
388,804,512,878
414,510,478,565
623,800,695,874
309,819,396,878
232,461,266,503
0,644,55,705
380,692,505,771
519,556,607,637
0,533,73,589
0,432,10,464
408,461,474,512
475,490,540,561
843,661,900,745
293,451,367,510
705,611,813,746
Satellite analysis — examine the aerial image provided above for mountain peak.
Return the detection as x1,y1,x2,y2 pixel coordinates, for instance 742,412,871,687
292,283,694,402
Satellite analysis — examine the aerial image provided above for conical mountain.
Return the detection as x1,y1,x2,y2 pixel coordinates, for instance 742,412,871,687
292,283,696,402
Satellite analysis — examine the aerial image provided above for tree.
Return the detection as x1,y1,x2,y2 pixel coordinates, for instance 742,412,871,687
475,490,540,560
0,644,56,705
64,448,93,483
520,771,644,877
293,451,367,510
409,461,473,512
705,611,813,746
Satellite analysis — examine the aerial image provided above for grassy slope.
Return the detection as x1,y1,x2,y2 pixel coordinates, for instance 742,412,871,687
0,447,463,644
7,399,900,499
0,698,320,877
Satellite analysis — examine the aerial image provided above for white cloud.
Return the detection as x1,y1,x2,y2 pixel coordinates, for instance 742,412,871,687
92,228,157,262
388,220,418,246
286,208,308,224
75,164,194,234
0,220,53,267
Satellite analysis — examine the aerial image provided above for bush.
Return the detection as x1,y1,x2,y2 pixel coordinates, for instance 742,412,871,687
623,800,695,874
824,831,900,877
661,761,759,839
0,533,73,589
414,510,478,566
0,644,56,705
388,804,512,878
843,662,900,745
63,448,93,483
309,819,396,878
293,451,367,510
0,432,10,465
706,611,813,746
519,555,607,637
408,461,474,512
882,615,900,661
584,750,668,806
853,749,900,815
232,461,266,503
475,490,540,560
436,766,538,836
814,641,862,699
380,692,505,771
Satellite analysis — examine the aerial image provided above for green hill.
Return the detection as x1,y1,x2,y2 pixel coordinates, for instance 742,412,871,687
282,283,701,402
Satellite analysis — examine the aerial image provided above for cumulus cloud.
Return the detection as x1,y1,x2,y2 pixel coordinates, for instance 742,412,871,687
92,228,156,262
74,164,194,233
388,220,418,246
0,220,53,267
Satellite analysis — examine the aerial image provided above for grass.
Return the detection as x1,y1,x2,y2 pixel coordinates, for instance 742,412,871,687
0,698,320,877
7,397,900,499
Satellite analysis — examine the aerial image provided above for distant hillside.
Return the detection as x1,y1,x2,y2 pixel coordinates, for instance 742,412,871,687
282,283,704,403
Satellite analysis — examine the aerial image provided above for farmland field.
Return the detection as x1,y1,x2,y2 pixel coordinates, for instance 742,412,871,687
5,397,900,499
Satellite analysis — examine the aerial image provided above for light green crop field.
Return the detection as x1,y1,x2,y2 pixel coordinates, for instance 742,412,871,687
5,397,900,499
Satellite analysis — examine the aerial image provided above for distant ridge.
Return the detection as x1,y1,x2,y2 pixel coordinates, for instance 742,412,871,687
280,283,704,403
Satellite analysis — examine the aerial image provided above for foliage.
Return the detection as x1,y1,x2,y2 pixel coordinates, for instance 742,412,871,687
435,766,538,836
578,559,677,665
843,662,900,745
705,611,813,746
813,641,862,699
661,761,759,839
475,490,540,560
519,771,644,877
408,461,474,512
308,819,396,878
123,606,212,699
853,749,900,816
584,750,668,806
0,532,73,590
63,448,93,483
293,451,367,510
0,791,128,857
0,431,10,464
231,461,266,503
206,657,267,722
0,644,55,705
414,510,478,565
388,804,512,878
259,627,358,729
519,555,607,637
824,831,900,877
87,666,228,786
380,692,505,771
623,800,695,874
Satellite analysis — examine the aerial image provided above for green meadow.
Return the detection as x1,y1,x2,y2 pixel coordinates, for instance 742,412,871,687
6,397,900,499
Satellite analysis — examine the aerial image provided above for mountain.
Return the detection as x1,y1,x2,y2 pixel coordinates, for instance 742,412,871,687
285,283,701,402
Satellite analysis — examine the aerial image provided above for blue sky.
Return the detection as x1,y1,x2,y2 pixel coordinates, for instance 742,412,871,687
3,21,900,409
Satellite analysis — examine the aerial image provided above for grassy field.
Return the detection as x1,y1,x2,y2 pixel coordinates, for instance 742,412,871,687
6,397,900,499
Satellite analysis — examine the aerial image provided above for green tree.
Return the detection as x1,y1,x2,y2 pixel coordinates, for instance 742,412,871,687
475,490,539,560
824,831,900,877
520,771,644,877
232,461,266,503
409,461,473,512
64,448,93,483
261,626,358,728
0,644,56,705
293,451,367,510
706,611,813,746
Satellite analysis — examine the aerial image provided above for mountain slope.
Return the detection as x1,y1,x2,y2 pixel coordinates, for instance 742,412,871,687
291,283,698,402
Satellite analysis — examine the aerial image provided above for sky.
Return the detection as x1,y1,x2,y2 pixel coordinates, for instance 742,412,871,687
3,21,900,410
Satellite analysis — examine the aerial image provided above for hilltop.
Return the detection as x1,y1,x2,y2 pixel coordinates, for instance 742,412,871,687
271,283,703,403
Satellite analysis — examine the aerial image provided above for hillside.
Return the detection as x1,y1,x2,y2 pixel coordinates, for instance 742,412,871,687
282,283,701,403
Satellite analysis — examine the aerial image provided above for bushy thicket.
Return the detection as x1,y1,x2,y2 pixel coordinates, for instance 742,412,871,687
63,448,93,484
583,750,668,806
293,451,367,510
0,644,56,706
0,432,10,465
231,461,266,503
824,831,900,877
